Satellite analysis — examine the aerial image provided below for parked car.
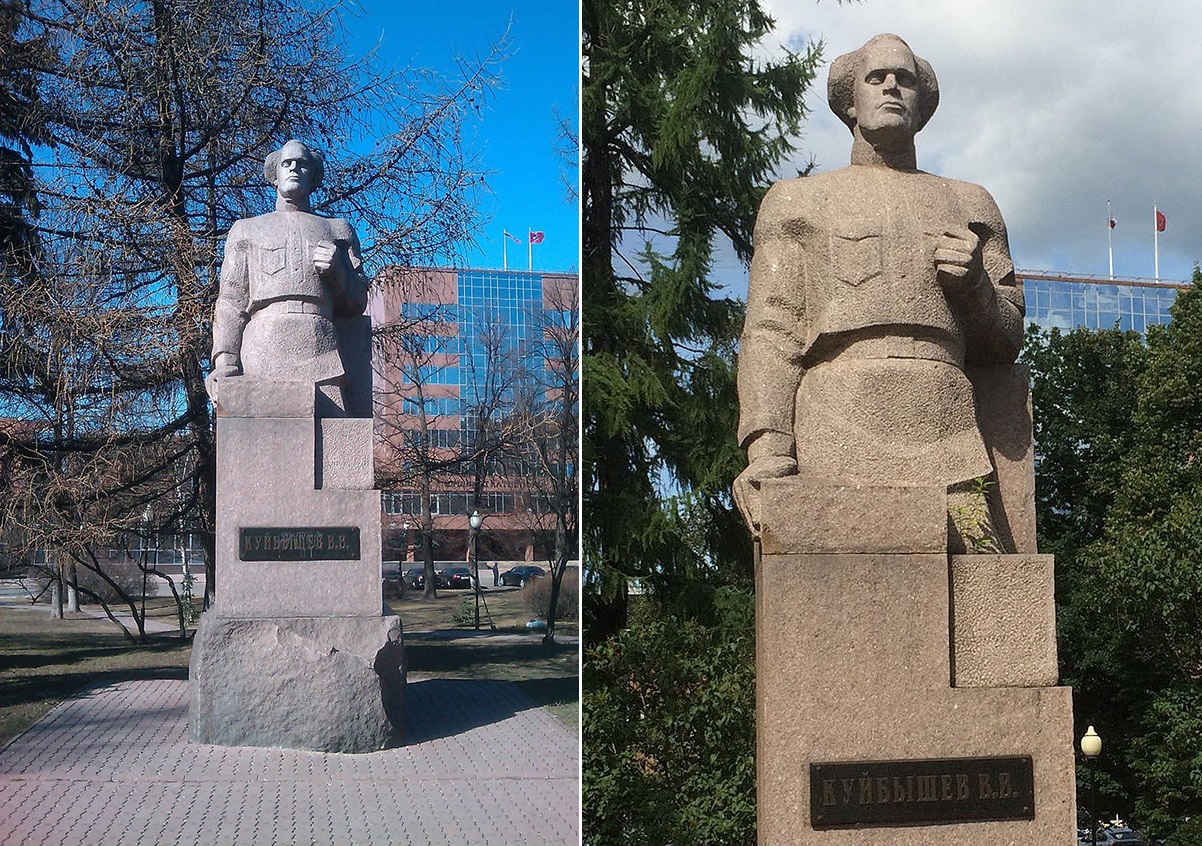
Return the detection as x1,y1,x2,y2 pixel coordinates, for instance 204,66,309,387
402,568,424,589
1107,828,1145,845
1078,830,1119,845
440,566,473,589
403,568,447,590
500,565,545,587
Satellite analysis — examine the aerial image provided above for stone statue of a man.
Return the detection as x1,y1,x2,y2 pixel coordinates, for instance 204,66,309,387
733,34,1025,552
207,140,369,413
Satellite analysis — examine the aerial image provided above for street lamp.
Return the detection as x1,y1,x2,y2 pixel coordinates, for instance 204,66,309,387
1081,726,1102,846
469,510,483,630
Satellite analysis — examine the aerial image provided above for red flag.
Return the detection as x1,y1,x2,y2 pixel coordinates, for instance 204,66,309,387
1156,210,1167,232
528,230,545,244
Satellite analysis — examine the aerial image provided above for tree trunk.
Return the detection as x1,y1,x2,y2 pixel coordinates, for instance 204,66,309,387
65,560,79,613
49,571,63,620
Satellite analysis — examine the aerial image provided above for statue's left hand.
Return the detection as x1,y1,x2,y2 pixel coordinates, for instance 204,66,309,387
313,240,339,278
935,226,984,292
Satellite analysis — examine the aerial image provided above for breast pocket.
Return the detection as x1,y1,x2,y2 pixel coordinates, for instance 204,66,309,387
829,230,881,287
257,244,287,276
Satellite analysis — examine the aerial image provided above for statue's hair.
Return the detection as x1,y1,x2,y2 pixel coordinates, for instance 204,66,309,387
827,34,939,133
263,140,325,189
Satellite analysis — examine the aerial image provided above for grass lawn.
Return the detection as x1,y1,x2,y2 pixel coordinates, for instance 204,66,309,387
0,584,578,745
389,586,580,729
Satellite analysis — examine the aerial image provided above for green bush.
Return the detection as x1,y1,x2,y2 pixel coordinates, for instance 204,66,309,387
583,587,756,846
1164,815,1202,846
452,595,476,626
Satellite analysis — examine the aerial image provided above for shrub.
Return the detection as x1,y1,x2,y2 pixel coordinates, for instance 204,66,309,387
452,595,476,626
523,572,579,621
584,586,756,846
28,557,153,605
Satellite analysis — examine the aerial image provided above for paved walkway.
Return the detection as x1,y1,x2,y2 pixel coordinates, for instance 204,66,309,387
0,677,578,845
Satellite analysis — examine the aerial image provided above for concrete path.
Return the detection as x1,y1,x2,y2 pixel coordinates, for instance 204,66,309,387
0,677,579,845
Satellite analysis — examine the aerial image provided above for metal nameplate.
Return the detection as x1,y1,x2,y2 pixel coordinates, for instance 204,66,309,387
239,527,361,561
810,756,1035,828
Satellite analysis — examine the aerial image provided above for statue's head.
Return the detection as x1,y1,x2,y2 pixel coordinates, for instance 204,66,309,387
828,34,939,139
264,139,325,199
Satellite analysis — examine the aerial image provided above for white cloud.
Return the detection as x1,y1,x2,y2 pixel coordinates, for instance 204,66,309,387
758,0,1202,283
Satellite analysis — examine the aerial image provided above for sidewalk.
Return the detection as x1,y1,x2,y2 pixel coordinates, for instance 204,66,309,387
0,676,579,845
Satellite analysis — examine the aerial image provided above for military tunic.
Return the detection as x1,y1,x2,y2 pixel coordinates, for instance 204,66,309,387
738,165,1025,489
212,208,369,387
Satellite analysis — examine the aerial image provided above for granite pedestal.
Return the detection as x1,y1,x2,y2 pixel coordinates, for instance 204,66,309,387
756,479,1076,845
190,378,404,753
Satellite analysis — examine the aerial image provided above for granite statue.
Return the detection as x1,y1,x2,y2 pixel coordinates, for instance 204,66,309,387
733,33,1025,553
207,139,369,414
192,141,400,753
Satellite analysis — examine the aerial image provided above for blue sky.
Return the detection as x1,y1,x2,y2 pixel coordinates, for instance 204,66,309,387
340,0,579,274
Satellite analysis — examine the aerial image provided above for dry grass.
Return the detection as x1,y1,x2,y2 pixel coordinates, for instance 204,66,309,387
0,585,578,744
389,586,579,729
0,605,191,745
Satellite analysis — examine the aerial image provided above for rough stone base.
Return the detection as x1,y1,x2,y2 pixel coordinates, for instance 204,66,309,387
189,612,405,753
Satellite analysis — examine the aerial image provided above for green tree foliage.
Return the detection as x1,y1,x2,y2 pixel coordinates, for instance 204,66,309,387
0,0,49,257
1026,270,1202,838
583,587,756,846
1022,322,1148,768
1111,278,1202,526
1024,322,1147,561
582,0,822,634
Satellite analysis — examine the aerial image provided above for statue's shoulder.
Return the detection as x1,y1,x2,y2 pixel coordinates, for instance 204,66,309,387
934,174,1003,218
759,172,844,218
325,216,357,241
228,212,278,241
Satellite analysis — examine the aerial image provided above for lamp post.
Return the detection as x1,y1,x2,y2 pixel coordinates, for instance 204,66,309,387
469,510,483,630
1081,725,1102,846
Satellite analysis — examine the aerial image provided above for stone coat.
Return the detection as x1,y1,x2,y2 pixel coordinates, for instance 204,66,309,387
212,209,369,386
738,164,1025,487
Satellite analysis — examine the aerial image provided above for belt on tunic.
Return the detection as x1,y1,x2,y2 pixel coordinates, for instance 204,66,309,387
820,335,965,368
252,298,332,318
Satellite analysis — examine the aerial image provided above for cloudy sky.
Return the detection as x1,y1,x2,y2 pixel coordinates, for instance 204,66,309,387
341,0,579,273
749,0,1202,288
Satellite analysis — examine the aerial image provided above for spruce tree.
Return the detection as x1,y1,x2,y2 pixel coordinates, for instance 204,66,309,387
582,0,821,635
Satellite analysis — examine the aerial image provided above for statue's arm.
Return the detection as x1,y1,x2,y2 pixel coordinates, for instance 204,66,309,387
210,221,250,376
326,220,369,316
734,182,808,530
738,184,808,454
943,184,1025,364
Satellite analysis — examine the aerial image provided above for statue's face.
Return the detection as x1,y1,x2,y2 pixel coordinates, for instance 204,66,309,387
276,141,317,200
849,39,920,140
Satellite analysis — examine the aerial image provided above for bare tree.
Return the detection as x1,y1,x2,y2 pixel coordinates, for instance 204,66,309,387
0,0,503,616
374,267,462,599
513,278,578,645
460,305,531,506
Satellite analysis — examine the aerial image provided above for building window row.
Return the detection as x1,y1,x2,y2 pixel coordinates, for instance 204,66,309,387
383,490,536,516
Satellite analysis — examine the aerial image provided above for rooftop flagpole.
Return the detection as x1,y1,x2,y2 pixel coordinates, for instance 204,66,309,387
503,229,524,271
1153,204,1167,282
527,230,545,272
1107,201,1114,280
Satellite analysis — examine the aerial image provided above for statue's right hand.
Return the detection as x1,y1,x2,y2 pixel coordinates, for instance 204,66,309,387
733,453,798,533
205,361,242,401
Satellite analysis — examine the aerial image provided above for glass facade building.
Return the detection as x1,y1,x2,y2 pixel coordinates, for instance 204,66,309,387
369,266,577,564
1019,272,1186,333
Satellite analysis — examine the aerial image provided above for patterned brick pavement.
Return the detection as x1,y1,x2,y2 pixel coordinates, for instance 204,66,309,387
0,677,578,845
